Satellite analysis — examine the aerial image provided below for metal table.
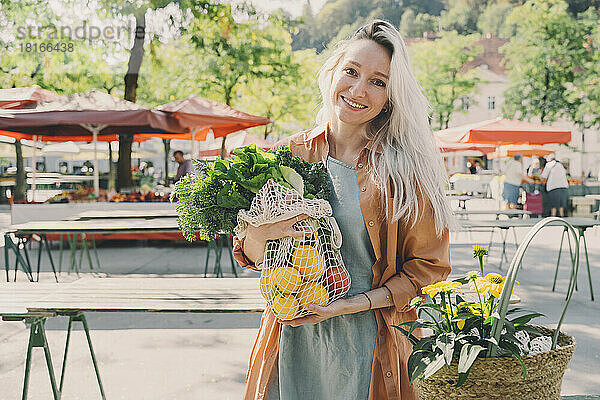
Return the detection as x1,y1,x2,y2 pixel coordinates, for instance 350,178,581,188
0,277,264,400
4,218,236,281
453,209,532,219
459,217,600,300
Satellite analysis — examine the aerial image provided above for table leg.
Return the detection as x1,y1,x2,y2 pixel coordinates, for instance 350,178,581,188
58,234,63,275
77,313,106,399
581,231,594,301
225,235,238,277
214,237,223,278
90,235,101,271
10,237,34,282
21,241,35,281
487,227,496,254
553,228,567,292
81,234,94,272
498,228,509,270
22,317,60,400
42,235,58,283
204,240,215,278
59,315,73,392
36,236,43,282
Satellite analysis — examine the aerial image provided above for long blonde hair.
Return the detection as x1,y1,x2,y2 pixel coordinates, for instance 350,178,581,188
316,20,453,235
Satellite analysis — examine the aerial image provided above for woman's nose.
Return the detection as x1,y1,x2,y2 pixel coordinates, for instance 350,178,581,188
349,79,367,98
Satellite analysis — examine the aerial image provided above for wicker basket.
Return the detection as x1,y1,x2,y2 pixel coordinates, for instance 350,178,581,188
416,326,576,400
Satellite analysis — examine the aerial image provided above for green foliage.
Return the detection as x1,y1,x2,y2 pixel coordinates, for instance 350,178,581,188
399,10,440,38
408,31,481,129
501,0,596,124
564,7,600,129
441,0,490,35
476,1,516,37
171,145,330,241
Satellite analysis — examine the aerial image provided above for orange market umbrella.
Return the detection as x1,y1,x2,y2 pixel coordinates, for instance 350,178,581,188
486,144,555,159
140,95,271,141
436,117,571,145
438,141,496,154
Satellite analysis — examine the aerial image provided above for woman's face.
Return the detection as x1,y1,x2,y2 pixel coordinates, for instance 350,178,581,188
330,39,391,128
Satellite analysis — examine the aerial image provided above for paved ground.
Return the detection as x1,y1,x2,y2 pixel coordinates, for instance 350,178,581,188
0,199,599,399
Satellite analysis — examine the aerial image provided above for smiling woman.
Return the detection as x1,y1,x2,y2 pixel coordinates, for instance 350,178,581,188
234,20,453,400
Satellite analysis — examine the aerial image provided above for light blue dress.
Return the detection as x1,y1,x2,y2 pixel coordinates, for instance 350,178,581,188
266,156,378,400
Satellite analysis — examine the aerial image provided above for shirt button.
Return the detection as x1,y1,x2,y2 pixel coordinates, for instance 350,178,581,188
361,186,366,192
358,163,364,168
386,371,392,378
368,221,374,227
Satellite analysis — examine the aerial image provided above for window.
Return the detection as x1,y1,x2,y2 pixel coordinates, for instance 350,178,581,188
460,96,470,111
487,96,496,110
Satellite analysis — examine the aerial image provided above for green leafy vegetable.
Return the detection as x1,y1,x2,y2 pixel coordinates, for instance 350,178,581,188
171,144,331,241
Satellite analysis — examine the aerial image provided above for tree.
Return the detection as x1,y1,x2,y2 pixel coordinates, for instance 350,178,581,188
408,32,481,129
236,48,321,139
477,1,516,37
399,10,439,38
501,1,595,123
189,9,300,156
441,0,489,34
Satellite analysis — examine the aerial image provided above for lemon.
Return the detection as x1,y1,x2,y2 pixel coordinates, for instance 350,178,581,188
291,244,325,282
259,271,277,301
271,293,299,320
272,266,303,294
297,281,329,310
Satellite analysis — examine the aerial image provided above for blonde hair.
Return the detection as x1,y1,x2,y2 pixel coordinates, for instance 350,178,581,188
316,20,454,235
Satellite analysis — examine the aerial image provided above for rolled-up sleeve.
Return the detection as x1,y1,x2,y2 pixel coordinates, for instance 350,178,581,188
383,204,451,313
232,236,261,272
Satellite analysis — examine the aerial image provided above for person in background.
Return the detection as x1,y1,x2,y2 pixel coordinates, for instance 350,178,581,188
540,156,569,216
474,160,482,174
173,150,194,183
502,154,533,209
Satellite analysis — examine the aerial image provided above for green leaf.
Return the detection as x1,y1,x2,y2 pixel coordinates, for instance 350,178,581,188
240,174,267,193
500,340,527,379
509,313,544,327
422,352,447,380
213,159,229,173
392,325,420,346
280,165,304,195
435,333,456,365
457,343,485,374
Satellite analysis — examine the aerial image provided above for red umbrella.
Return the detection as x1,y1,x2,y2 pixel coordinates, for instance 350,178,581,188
138,95,271,140
0,85,63,109
0,90,187,194
436,118,571,145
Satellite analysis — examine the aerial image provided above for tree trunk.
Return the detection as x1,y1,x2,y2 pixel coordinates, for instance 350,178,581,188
14,141,25,201
118,10,146,190
163,139,170,185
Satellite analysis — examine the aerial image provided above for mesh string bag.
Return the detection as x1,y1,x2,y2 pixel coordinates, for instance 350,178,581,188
235,179,351,320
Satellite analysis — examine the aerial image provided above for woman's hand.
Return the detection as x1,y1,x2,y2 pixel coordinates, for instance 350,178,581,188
279,299,349,327
243,214,310,264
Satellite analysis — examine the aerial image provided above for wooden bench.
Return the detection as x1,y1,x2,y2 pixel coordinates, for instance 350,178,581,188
0,277,264,400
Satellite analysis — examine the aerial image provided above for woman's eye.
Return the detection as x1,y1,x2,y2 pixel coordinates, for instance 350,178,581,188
372,79,386,88
343,67,357,76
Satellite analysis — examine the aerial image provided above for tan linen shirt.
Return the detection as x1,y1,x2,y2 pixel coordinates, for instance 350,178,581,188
233,125,451,400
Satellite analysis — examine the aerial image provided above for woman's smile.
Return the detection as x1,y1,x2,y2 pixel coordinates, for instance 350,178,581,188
340,95,368,110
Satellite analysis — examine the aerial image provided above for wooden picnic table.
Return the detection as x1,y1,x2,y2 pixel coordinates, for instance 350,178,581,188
0,277,264,400
458,217,600,300
4,218,236,282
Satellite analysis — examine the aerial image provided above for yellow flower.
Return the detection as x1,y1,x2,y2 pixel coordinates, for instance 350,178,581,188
472,245,488,258
445,304,466,330
464,302,491,319
470,272,506,297
422,281,462,298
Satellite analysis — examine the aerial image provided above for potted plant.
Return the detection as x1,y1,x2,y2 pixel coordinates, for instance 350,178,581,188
395,217,578,399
